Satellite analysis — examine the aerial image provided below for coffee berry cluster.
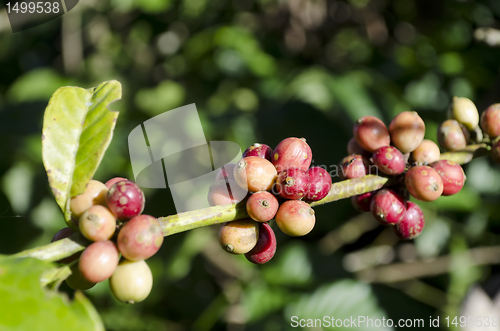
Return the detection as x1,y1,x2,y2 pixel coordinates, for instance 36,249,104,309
51,178,163,304
208,138,332,264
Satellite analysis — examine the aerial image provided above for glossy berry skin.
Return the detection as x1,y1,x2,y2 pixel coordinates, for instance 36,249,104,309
492,140,500,164
245,223,277,264
480,104,500,138
449,96,479,130
411,139,440,165
234,156,277,192
243,143,274,162
51,228,81,264
275,200,315,237
370,189,407,225
215,164,237,182
208,180,248,206
389,111,426,153
246,191,279,222
109,259,153,304
430,160,466,196
276,168,309,200
107,180,145,220
79,205,116,241
351,191,377,212
405,165,443,201
347,138,370,157
340,155,369,179
437,119,469,151
117,215,164,261
218,219,259,254
305,167,332,201
70,180,108,222
272,137,312,173
372,146,405,175
393,201,425,240
79,240,119,283
105,177,128,189
353,116,390,153
66,264,95,290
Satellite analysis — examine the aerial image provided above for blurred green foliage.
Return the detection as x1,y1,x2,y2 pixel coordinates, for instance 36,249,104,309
1,0,500,329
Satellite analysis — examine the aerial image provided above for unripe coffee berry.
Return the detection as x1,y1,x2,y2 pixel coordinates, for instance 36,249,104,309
218,219,259,254
437,119,469,151
70,180,108,221
389,111,425,153
79,240,119,283
372,146,405,175
480,104,500,138
449,96,479,130
276,167,309,200
340,155,369,179
243,143,274,162
215,164,237,182
405,165,443,201
246,191,279,222
275,200,315,237
305,167,332,201
351,191,377,212
370,189,406,225
234,156,277,192
117,215,164,261
208,180,248,206
105,177,128,189
392,201,425,240
245,223,277,264
353,116,390,153
109,259,153,304
411,139,441,165
66,263,95,290
107,180,145,220
272,137,312,173
430,160,465,196
79,205,116,241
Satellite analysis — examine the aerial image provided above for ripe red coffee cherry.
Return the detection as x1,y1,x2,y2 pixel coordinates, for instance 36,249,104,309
79,240,119,283
234,156,277,192
215,164,237,182
79,205,116,241
480,104,500,138
430,160,466,196
389,111,426,153
208,180,248,206
272,137,312,172
243,143,274,161
392,201,425,240
105,177,128,189
275,200,315,237
276,168,309,200
405,165,443,201
437,119,469,151
353,116,390,153
351,191,377,212
347,138,370,157
117,215,164,261
372,146,405,175
51,228,81,264
370,189,406,225
109,259,153,304
449,96,479,130
70,180,108,221
66,263,95,290
107,180,145,220
305,167,332,201
492,140,500,164
340,155,369,179
218,219,259,254
245,223,277,264
411,139,440,165
246,191,279,222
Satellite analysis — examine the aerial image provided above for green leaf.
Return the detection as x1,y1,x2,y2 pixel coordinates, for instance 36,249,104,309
241,283,292,322
0,258,104,331
42,81,121,227
263,242,312,286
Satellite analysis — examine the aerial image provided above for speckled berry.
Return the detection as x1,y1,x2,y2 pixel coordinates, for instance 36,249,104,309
243,143,274,162
272,137,312,173
107,180,145,220
305,167,332,201
405,165,443,201
370,189,407,225
392,201,425,240
372,146,405,175
340,154,370,179
430,160,465,196
245,223,277,264
276,167,309,200
117,215,164,261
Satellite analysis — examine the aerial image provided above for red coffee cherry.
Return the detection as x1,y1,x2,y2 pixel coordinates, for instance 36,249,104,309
218,219,259,254
243,143,274,162
389,111,426,153
405,165,443,201
105,177,128,189
272,137,312,173
411,139,440,165
276,168,309,200
215,164,237,182
347,138,370,157
340,155,369,179
449,96,479,130
107,180,145,220
79,240,119,283
351,191,377,212
437,119,469,151
305,167,332,201
492,140,500,164
246,191,279,222
370,189,406,225
66,263,95,290
70,180,108,222
392,201,425,240
372,146,405,175
430,160,466,196
275,200,315,237
480,104,500,138
207,180,248,206
117,215,164,261
245,223,277,264
51,228,81,264
79,205,116,242
353,116,390,153
234,156,277,192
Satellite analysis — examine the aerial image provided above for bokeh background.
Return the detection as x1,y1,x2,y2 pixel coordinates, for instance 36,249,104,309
2,0,500,330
